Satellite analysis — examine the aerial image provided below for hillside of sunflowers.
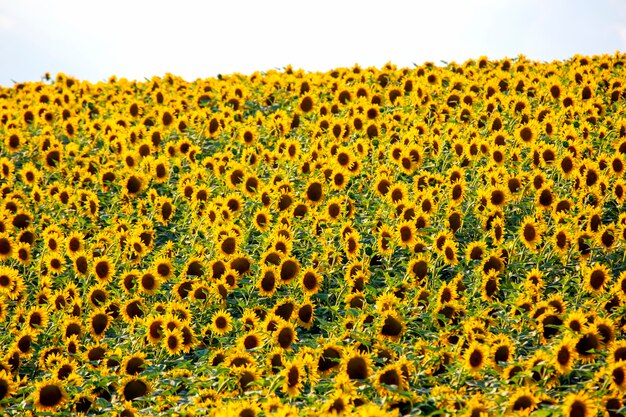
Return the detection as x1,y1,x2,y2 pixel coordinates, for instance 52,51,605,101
1,53,626,416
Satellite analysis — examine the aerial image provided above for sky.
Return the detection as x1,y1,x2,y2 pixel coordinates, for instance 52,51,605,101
1,0,625,86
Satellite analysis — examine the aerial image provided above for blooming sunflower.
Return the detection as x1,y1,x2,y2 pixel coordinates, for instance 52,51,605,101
342,348,372,382
93,256,115,283
562,392,596,417
163,327,184,355
210,309,233,336
281,360,305,397
33,379,68,413
119,377,150,402
583,263,611,293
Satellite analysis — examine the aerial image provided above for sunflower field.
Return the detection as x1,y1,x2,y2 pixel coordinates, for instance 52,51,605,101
1,53,626,416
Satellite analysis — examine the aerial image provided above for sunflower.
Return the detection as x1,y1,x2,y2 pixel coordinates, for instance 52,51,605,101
488,335,515,370
92,256,115,283
33,378,68,412
119,377,150,402
0,265,19,296
281,360,305,397
342,348,372,381
218,232,240,257
464,240,486,262
464,342,488,375
273,298,297,322
139,270,161,295
603,397,623,417
296,300,315,330
0,369,16,403
314,343,342,376
378,310,404,341
300,267,322,295
330,166,350,191
323,196,344,222
123,172,147,197
374,174,392,197
582,263,611,294
151,256,174,281
257,265,279,296
551,226,570,257
61,315,83,340
279,257,300,284
374,362,407,396
304,178,325,205
562,392,596,417
122,298,145,323
441,241,458,266
149,156,170,184
299,94,314,113
0,233,14,261
274,321,297,350
64,231,84,257
172,323,194,352
144,315,165,344
323,391,353,415
183,256,205,278
161,327,184,355
614,178,626,204
387,182,409,206
211,309,233,336
155,196,175,225
508,388,537,414
522,267,545,296
43,147,62,170
563,309,587,333
238,330,265,351
271,232,293,255
614,272,626,302
14,328,37,357
405,255,428,283
25,299,47,327
4,130,22,152
343,231,361,259
376,224,395,256
519,216,544,252
89,309,110,339
396,220,417,249
575,329,602,363
54,358,82,384
596,224,617,251
43,252,65,275
489,215,505,244
487,185,508,210
481,270,500,301
608,361,626,392
252,207,272,232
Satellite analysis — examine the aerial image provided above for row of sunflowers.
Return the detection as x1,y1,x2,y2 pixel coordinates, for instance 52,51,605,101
1,53,626,415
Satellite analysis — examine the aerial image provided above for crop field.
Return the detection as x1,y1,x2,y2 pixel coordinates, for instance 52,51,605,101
1,54,626,416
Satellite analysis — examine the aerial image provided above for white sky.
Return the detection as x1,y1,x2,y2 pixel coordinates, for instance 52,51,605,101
1,0,625,86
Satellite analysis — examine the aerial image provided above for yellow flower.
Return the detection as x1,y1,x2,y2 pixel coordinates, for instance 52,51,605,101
396,219,417,249
163,327,184,355
33,379,68,413
562,392,596,417
92,256,115,283
210,309,233,336
583,263,611,293
119,377,150,402
518,216,544,252
0,233,14,260
281,360,304,397
464,342,487,375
